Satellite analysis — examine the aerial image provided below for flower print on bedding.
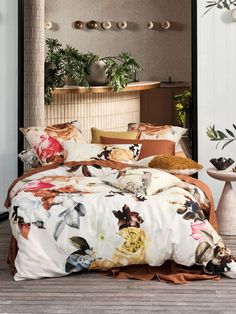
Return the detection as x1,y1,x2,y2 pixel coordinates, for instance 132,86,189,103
21,121,86,165
6,162,236,281
62,142,142,163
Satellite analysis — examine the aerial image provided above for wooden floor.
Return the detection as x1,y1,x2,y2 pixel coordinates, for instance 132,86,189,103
1,220,236,314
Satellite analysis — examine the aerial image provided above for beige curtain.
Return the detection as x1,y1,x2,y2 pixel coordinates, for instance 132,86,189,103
24,0,45,127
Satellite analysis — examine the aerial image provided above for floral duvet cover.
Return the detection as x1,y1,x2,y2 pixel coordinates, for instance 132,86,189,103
6,161,236,281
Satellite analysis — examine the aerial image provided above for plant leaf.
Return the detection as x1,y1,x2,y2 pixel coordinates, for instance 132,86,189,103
54,220,65,241
225,129,235,137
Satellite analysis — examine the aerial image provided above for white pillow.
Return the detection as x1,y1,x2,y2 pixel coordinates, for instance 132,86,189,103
63,142,142,163
101,167,181,196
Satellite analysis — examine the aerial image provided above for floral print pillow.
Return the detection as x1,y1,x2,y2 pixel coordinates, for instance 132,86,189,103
62,142,142,163
21,121,86,165
102,167,181,196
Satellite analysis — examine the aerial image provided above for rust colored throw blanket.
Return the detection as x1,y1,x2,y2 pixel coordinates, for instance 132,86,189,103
6,161,221,283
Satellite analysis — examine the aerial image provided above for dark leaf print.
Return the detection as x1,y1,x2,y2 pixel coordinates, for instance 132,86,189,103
205,260,231,274
54,220,65,241
183,212,196,220
204,246,236,274
65,250,94,273
81,165,91,177
92,164,102,169
69,237,90,254
65,260,76,273
96,146,111,160
134,195,147,202
113,204,144,229
129,144,140,159
74,203,86,216
177,207,187,215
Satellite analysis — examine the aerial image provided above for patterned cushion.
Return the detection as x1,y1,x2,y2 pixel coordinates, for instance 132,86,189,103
21,121,85,165
102,167,181,196
63,142,142,163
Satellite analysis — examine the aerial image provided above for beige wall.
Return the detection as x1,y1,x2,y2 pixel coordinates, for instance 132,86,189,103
45,0,191,82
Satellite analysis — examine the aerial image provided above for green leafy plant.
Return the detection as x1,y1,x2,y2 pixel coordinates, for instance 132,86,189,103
101,52,141,91
206,124,236,149
204,0,236,15
45,38,98,104
174,90,192,127
45,38,141,104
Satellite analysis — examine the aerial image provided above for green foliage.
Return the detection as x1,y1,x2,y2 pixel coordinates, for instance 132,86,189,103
45,38,98,104
206,124,236,149
174,90,192,126
204,0,236,15
102,52,141,91
45,38,141,104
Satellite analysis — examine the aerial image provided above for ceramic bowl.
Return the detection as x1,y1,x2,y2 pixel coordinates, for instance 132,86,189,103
210,157,234,170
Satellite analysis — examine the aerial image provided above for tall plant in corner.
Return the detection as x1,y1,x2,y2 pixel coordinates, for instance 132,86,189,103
207,124,236,149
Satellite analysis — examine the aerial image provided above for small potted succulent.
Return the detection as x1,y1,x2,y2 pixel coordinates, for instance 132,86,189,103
45,38,141,105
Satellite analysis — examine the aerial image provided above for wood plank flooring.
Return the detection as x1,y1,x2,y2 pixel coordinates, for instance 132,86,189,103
1,220,236,314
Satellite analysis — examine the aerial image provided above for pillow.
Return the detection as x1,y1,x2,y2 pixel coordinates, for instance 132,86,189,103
63,142,142,163
21,121,85,165
102,167,181,196
149,155,203,175
100,137,175,160
127,123,187,156
91,127,138,144
18,148,39,168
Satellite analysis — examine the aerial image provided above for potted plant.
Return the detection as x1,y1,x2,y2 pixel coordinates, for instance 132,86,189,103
45,38,141,104
174,89,192,128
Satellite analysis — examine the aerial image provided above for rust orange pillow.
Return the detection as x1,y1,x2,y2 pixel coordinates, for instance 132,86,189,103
100,137,175,160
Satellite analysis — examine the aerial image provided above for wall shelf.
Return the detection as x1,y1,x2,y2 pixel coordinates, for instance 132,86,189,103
53,81,160,95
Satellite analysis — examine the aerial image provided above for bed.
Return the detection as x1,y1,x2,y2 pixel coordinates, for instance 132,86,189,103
5,159,236,281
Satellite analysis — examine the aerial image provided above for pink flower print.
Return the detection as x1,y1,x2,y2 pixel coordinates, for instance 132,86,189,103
35,135,63,163
22,180,55,191
190,221,207,241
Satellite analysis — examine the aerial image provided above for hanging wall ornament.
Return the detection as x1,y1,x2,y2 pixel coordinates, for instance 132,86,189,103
74,21,83,29
160,20,171,30
101,21,112,30
44,21,52,30
117,21,127,29
86,20,98,29
146,21,154,29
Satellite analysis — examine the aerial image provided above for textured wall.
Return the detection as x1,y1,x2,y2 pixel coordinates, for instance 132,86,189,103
198,0,236,204
24,0,45,127
0,0,18,210
45,0,191,82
